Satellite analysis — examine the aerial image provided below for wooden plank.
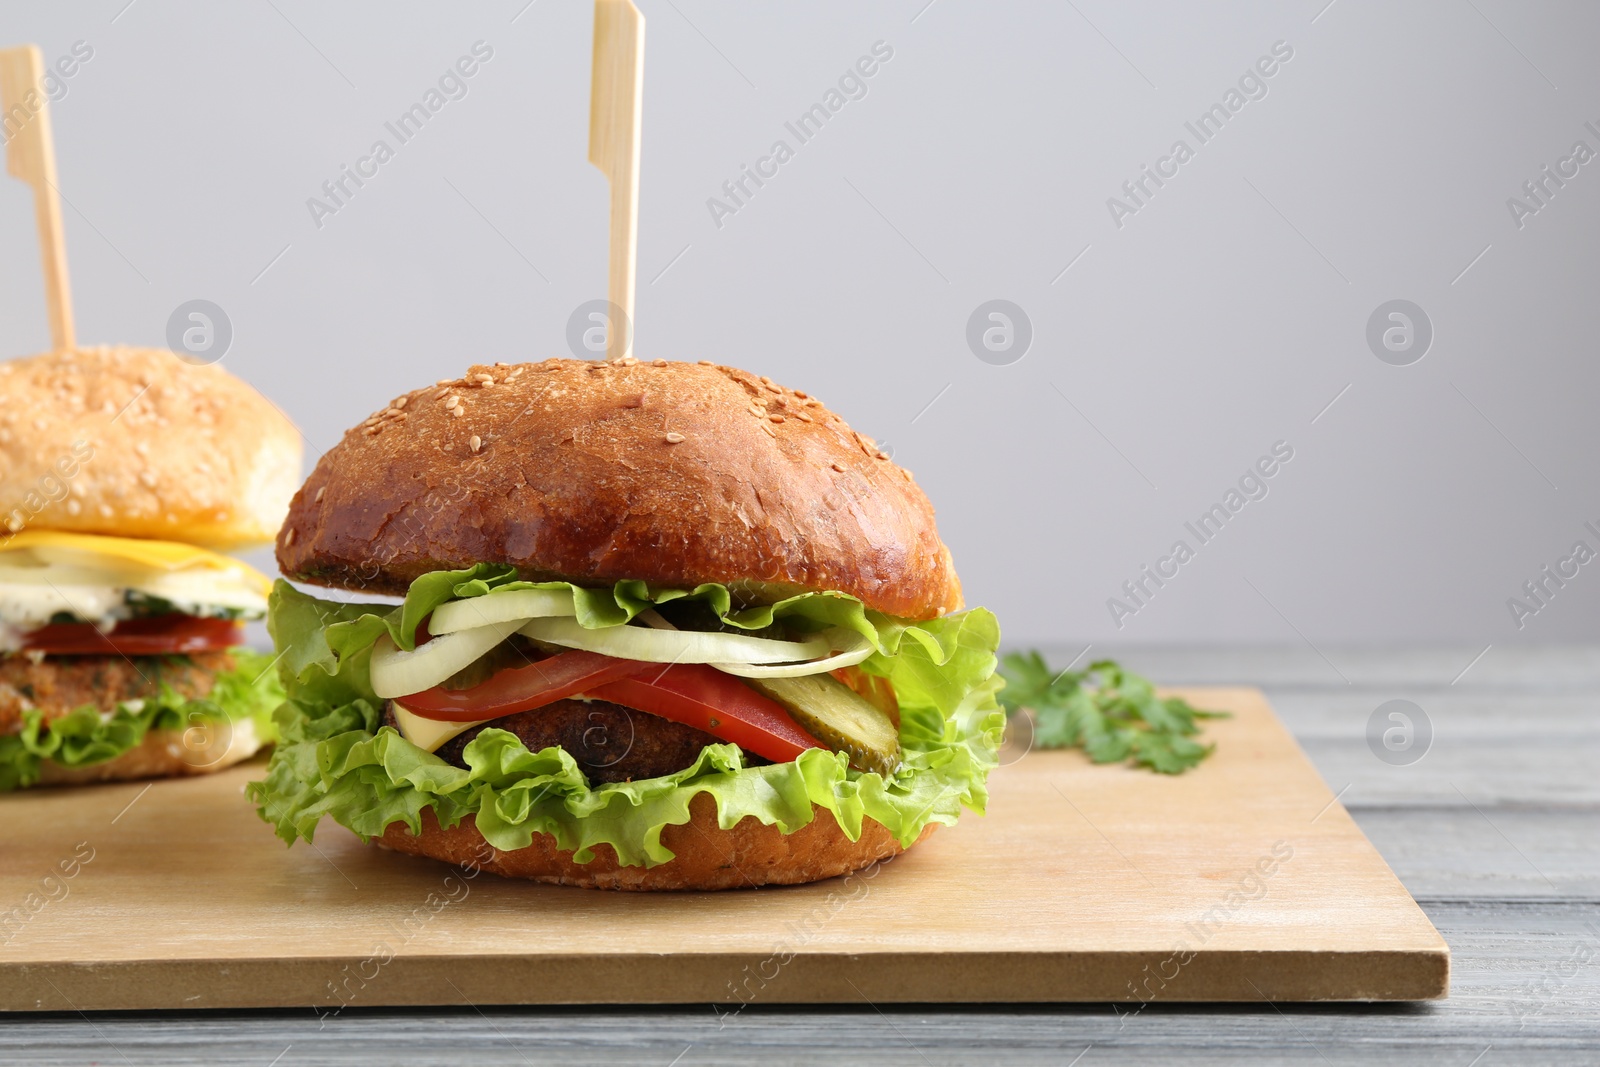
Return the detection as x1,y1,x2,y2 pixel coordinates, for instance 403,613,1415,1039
1265,689,1600,808
1354,808,1600,899
0,902,1591,1066
0,688,1445,1010
1270,690,1600,738
1052,645,1600,691
1297,739,1600,810
5,638,1596,1063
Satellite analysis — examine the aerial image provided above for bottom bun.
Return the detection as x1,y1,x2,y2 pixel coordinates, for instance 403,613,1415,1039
35,717,264,787
377,790,934,891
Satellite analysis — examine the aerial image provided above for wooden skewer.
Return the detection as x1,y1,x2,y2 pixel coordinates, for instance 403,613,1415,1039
587,0,644,361
0,44,76,354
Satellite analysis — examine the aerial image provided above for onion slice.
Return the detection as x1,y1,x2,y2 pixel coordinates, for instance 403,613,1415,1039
517,616,831,665
369,619,523,699
711,630,874,678
428,589,576,635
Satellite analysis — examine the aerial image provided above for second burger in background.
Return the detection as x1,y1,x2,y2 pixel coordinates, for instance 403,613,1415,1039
0,346,302,789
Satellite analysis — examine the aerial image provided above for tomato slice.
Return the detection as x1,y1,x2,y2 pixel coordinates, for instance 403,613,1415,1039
589,664,826,765
397,647,828,766
21,616,244,656
397,649,650,722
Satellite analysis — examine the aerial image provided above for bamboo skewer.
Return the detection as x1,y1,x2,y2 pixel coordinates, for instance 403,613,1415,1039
0,44,76,353
587,0,644,361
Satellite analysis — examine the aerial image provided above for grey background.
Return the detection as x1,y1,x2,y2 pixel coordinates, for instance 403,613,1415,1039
2,0,1596,656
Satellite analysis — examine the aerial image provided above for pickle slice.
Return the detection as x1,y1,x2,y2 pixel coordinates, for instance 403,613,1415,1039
745,673,901,775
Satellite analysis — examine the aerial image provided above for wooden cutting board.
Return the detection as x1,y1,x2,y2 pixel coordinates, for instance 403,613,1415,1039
0,687,1446,1011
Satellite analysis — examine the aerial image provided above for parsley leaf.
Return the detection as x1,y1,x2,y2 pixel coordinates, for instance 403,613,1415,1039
997,652,1227,774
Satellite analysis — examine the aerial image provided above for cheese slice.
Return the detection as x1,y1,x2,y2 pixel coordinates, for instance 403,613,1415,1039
0,530,273,593
0,530,272,625
390,701,489,754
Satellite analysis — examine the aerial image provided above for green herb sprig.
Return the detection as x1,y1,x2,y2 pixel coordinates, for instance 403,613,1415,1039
997,652,1228,774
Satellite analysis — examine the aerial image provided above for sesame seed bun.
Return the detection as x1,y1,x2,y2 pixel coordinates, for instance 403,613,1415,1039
34,717,264,787
0,346,303,548
277,358,962,619
377,791,928,891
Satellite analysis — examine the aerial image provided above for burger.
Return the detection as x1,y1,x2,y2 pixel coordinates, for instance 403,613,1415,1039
251,358,1002,890
0,346,301,789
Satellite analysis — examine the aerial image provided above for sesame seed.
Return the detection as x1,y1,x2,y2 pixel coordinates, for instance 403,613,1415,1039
796,411,813,423
452,407,465,417
315,486,326,502
876,451,889,460
394,396,409,408
652,359,668,367
664,432,686,444
447,396,462,408
831,461,846,473
437,379,453,386
761,423,776,437
495,361,509,368
284,528,296,546
66,499,81,516
769,414,786,423
470,435,482,453
474,373,494,384
698,360,714,366
384,408,402,418
435,389,451,400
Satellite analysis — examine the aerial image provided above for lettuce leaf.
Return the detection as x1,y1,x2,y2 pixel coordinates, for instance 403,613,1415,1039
315,563,941,659
0,650,284,792
249,575,1004,868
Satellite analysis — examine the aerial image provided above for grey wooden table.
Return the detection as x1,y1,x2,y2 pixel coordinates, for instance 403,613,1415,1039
3,645,1597,1065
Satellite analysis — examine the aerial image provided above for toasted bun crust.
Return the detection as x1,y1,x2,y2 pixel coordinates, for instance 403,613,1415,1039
277,359,961,619
0,346,303,548
376,791,931,891
34,717,263,787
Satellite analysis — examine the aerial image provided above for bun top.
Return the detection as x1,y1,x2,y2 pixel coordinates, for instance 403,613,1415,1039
0,346,303,548
277,358,962,620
